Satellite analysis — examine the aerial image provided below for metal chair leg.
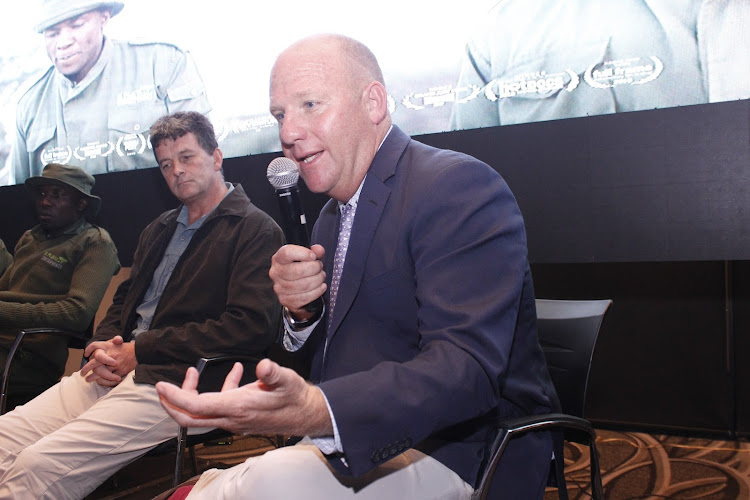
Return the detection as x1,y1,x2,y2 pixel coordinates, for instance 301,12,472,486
173,427,188,488
0,331,28,414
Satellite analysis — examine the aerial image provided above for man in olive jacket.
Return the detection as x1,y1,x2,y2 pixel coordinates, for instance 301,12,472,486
0,163,120,410
0,111,283,499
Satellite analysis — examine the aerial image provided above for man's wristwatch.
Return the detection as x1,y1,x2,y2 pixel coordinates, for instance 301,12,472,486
284,301,323,331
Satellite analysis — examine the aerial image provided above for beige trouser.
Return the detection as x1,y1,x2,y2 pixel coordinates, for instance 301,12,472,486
185,439,474,500
0,370,181,500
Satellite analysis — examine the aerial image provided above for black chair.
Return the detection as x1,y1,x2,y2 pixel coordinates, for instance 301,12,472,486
472,298,612,500
152,354,283,488
0,269,128,415
0,325,92,414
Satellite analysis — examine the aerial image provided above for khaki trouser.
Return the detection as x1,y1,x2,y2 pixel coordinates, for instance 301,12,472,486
183,439,474,500
0,370,180,500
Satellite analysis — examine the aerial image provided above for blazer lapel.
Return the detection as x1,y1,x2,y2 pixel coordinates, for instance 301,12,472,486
326,126,409,338
315,199,339,316
326,179,390,337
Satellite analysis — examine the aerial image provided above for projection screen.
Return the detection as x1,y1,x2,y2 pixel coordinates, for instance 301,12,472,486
0,0,747,186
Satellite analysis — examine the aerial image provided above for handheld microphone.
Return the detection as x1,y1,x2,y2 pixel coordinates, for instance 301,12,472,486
266,157,323,316
266,157,310,247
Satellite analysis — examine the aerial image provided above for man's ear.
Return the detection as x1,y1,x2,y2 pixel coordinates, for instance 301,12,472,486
212,147,224,171
77,198,89,215
365,81,389,125
99,8,112,27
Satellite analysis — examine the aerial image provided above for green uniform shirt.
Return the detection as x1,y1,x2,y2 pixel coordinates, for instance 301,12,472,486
12,38,211,183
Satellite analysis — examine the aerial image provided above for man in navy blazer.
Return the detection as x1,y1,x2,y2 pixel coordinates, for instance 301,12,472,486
156,33,559,499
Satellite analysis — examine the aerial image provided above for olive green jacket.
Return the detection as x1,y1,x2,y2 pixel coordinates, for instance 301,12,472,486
0,218,120,332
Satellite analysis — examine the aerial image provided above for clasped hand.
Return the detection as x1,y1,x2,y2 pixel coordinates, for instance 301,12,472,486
80,335,137,387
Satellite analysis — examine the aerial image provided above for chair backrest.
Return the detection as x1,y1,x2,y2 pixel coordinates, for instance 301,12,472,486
535,299,612,418
63,267,132,376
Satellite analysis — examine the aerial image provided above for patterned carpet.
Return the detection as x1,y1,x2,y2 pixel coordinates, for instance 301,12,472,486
549,429,750,500
86,430,750,499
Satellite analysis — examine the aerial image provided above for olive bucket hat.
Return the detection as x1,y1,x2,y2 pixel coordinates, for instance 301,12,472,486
35,0,124,33
25,163,102,217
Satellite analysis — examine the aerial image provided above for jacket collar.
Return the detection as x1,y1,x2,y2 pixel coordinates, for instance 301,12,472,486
160,183,249,228
367,125,410,187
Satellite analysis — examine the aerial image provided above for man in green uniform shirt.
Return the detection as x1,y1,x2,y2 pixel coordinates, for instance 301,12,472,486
0,163,120,410
11,0,211,183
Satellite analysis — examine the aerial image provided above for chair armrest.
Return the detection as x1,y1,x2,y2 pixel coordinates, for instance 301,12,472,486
194,354,263,377
171,354,263,487
1,327,90,414
473,412,601,500
15,327,89,338
498,412,595,440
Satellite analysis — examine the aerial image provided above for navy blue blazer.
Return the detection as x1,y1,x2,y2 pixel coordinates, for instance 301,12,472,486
306,126,558,489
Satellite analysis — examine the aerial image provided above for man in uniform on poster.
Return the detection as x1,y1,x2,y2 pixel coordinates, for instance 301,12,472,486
10,0,211,184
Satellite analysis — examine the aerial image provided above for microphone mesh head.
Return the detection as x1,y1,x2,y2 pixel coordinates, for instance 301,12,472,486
266,157,300,189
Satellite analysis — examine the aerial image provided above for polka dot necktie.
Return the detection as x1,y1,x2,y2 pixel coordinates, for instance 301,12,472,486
327,203,355,330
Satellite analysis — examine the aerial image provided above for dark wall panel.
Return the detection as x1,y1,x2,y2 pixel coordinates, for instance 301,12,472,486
732,261,750,437
2,99,749,265
533,261,732,435
419,99,750,263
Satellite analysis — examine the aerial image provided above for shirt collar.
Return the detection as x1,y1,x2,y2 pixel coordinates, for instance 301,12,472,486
339,180,364,213
31,216,87,240
177,182,234,228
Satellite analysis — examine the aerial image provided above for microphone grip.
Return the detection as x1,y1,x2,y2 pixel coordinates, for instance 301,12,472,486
276,186,310,247
274,186,324,316
302,296,325,316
